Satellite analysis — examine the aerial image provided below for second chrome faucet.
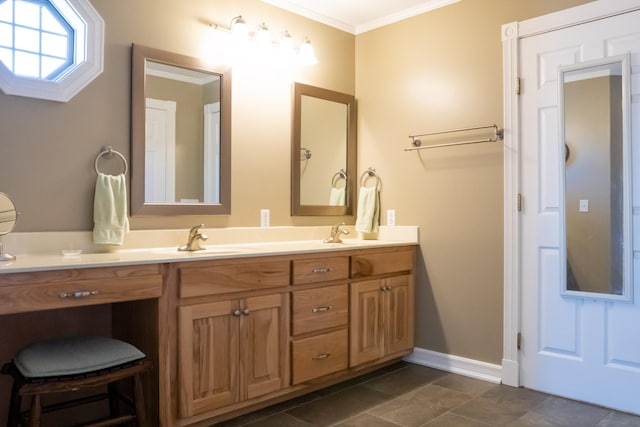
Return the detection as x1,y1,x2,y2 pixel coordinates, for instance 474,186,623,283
179,224,208,251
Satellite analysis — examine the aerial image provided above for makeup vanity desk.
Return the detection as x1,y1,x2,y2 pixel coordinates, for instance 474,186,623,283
0,236,417,427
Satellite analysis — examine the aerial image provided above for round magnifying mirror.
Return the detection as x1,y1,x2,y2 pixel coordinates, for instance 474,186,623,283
0,192,18,261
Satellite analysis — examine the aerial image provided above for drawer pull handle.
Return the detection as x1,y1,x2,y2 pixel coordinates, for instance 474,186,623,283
59,290,98,299
232,309,241,317
312,305,333,313
311,267,332,274
312,353,330,360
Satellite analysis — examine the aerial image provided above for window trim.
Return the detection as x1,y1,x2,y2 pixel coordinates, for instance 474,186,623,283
0,0,104,102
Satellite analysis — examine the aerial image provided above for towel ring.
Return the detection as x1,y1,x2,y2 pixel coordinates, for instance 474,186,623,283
360,167,379,189
95,146,128,175
331,169,347,188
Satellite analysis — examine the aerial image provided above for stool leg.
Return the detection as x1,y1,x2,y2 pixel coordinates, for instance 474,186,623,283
29,394,41,427
132,373,147,427
107,382,119,418
6,378,22,427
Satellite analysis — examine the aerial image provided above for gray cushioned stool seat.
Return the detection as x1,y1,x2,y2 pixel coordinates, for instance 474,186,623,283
14,335,145,378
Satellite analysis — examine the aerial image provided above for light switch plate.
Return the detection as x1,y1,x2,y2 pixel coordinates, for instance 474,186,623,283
579,200,589,212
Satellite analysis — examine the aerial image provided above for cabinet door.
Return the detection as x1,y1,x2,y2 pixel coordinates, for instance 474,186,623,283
241,293,289,400
178,300,240,417
385,274,414,356
349,279,384,366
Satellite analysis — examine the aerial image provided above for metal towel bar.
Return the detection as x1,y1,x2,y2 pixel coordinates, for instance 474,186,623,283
405,124,504,151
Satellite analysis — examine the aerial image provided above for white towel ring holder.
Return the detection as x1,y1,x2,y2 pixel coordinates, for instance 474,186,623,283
95,146,128,175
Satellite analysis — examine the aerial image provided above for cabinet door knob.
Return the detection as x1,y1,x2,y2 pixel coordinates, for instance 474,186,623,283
232,309,241,317
242,308,250,316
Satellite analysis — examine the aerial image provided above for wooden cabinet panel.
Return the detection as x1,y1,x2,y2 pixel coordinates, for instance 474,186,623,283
178,260,290,298
292,329,348,384
292,284,348,335
0,265,162,315
385,275,415,356
349,280,384,366
242,293,288,400
178,300,240,417
293,256,349,285
350,274,414,367
351,248,414,278
178,293,288,418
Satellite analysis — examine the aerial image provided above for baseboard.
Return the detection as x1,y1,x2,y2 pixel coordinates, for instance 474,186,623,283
404,347,502,384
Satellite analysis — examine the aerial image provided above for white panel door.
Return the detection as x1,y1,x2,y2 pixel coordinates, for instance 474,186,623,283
520,10,640,414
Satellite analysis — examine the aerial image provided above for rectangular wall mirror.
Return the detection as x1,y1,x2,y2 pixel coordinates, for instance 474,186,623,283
292,82,356,216
131,44,231,215
560,54,632,301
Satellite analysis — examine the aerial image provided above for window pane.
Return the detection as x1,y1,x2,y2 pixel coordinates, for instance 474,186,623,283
41,55,63,77
42,32,67,57
14,26,40,53
14,50,39,77
0,23,12,48
14,0,40,28
0,47,13,69
0,1,13,23
41,6,66,35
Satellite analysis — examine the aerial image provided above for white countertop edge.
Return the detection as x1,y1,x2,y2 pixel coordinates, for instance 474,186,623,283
0,226,419,274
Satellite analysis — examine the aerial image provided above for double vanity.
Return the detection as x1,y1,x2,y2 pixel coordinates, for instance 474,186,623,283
0,226,417,426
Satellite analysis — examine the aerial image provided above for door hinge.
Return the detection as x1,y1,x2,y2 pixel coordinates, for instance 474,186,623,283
517,332,522,350
517,193,522,212
516,77,521,95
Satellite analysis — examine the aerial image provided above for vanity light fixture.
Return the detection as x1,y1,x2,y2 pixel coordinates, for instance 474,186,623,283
213,15,317,66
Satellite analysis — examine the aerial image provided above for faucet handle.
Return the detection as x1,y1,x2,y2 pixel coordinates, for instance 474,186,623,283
331,222,345,232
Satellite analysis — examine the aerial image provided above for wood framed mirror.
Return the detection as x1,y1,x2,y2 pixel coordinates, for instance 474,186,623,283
291,82,356,216
130,44,231,215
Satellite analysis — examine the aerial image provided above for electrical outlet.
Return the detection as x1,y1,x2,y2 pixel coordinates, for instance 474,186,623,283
579,200,589,213
260,209,270,227
387,209,396,226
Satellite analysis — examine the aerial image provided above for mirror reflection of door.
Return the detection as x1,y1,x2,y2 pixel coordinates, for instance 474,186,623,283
145,60,221,204
561,58,629,299
145,98,176,202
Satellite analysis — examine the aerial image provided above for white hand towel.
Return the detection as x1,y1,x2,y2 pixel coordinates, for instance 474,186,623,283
355,186,380,233
93,173,129,246
329,187,346,206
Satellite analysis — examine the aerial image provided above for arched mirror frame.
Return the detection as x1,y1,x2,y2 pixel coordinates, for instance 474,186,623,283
130,44,231,215
291,82,356,216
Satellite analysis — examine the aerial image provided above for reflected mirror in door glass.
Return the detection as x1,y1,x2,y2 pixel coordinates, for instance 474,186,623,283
561,55,632,301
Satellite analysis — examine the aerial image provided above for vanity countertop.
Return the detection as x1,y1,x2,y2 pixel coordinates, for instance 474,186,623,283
0,237,418,274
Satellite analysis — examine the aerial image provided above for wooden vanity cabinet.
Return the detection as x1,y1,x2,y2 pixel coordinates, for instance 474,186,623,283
172,259,290,420
349,248,415,367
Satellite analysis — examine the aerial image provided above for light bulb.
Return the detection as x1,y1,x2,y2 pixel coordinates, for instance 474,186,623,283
298,37,318,66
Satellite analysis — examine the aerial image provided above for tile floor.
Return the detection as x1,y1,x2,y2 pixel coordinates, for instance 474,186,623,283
213,362,640,427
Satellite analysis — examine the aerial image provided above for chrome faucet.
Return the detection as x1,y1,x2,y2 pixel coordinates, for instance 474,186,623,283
179,224,208,251
323,222,349,244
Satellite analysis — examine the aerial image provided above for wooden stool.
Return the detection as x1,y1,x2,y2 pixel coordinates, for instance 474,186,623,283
2,336,151,427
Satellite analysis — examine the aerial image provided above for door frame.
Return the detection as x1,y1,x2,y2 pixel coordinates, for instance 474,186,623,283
501,0,640,387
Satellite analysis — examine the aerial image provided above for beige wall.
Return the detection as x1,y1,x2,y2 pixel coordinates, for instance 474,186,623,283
0,0,596,366
0,0,355,231
355,0,594,363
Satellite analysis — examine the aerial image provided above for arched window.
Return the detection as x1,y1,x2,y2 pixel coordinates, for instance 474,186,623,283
0,0,104,102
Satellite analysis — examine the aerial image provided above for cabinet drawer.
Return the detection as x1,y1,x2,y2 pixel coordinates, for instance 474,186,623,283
0,265,163,315
178,260,290,298
351,247,414,278
292,284,348,335
291,329,348,384
293,256,348,285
